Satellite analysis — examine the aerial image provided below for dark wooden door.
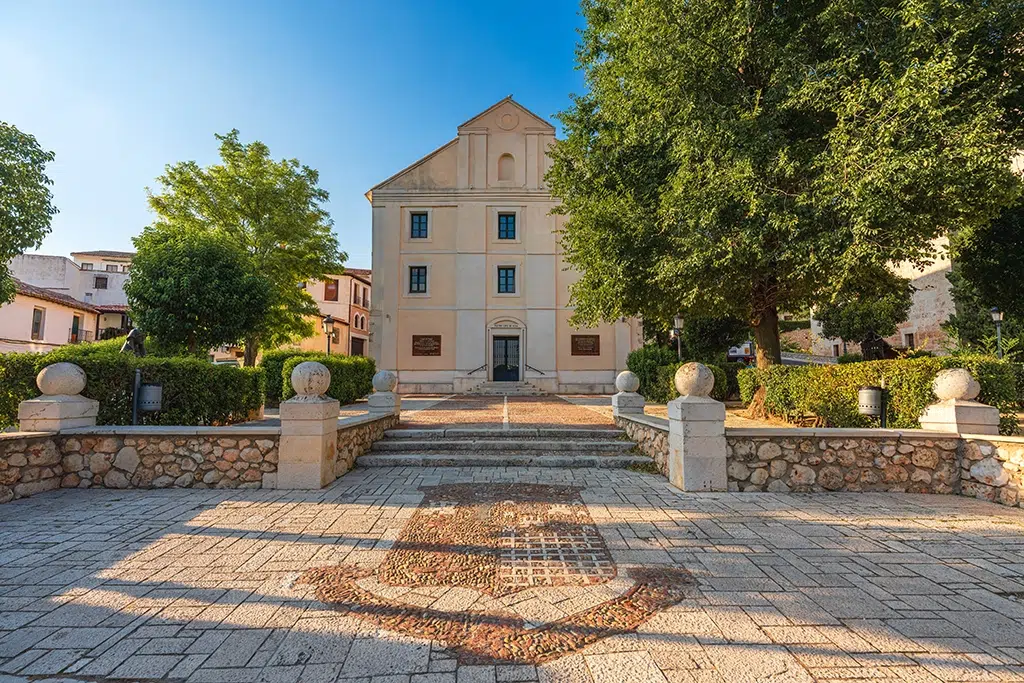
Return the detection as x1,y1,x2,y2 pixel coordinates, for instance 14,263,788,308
351,337,365,356
492,336,520,382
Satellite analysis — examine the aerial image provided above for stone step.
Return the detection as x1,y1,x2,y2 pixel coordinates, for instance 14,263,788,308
370,439,634,453
384,428,625,440
357,453,651,468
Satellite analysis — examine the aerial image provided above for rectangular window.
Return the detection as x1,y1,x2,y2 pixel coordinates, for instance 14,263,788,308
324,279,338,301
122,265,130,272
498,213,516,240
497,266,516,294
904,333,916,349
31,308,45,340
81,263,93,271
409,266,427,293
410,212,428,239
364,288,370,307
833,344,841,357
94,275,108,290
105,264,118,272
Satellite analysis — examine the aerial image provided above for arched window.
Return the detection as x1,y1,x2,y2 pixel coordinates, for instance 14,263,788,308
498,153,515,182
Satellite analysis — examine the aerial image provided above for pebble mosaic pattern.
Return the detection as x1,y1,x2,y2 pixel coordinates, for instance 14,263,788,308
375,484,615,596
298,563,692,665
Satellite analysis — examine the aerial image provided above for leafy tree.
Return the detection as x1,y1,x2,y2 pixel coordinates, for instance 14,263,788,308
816,271,914,346
547,0,1024,369
124,226,273,356
0,123,57,304
946,196,1024,339
680,316,749,362
147,130,343,365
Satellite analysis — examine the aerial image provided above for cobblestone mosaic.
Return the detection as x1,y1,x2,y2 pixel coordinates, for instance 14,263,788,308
297,482,692,664
298,563,691,665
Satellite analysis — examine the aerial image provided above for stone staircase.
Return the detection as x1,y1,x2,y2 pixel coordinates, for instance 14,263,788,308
465,381,547,396
359,427,649,468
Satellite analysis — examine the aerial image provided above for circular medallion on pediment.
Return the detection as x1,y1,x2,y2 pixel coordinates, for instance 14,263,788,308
497,111,519,130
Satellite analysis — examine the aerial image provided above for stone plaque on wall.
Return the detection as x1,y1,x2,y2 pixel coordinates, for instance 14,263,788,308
412,335,442,356
571,335,601,356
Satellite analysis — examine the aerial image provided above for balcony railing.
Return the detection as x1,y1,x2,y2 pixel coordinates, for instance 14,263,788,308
68,329,95,344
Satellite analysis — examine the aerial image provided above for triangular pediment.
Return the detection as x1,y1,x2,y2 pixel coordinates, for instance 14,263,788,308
457,96,555,134
367,138,459,195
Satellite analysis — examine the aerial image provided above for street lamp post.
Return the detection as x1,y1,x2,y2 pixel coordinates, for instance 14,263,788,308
673,314,685,361
322,315,335,355
991,307,1005,359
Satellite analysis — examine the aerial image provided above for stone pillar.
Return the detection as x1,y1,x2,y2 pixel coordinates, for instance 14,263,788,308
18,363,98,432
611,370,644,417
276,362,339,489
667,362,727,491
368,370,401,416
919,368,1000,435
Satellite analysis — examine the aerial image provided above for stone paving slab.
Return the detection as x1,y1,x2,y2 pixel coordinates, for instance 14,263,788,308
0,468,1023,681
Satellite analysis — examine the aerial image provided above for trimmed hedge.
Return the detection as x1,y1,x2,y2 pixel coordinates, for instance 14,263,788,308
738,355,1018,434
259,349,323,408
0,341,264,428
648,362,729,404
626,345,678,400
280,353,375,405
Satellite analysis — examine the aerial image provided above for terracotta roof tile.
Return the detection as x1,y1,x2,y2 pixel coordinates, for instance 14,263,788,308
14,279,98,313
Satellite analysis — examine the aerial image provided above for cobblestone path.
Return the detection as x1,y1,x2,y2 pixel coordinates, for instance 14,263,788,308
1,468,1024,682
398,396,618,430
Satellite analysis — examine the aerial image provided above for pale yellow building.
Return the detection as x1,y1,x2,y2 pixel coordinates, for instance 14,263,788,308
367,97,642,394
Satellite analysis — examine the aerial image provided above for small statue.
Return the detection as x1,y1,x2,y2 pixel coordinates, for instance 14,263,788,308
120,328,146,357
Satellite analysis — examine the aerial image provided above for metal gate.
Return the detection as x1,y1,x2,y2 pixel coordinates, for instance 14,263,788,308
492,336,520,382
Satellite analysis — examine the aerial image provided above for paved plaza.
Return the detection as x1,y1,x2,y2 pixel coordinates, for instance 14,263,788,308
1,466,1024,682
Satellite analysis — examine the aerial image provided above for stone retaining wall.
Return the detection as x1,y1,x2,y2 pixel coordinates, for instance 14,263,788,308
615,415,669,475
0,433,62,503
615,414,1024,507
726,430,958,494
961,436,1024,506
335,414,400,476
57,431,280,491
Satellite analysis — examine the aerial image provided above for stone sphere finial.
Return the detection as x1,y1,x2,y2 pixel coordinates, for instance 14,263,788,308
933,368,981,402
615,370,640,394
36,362,86,396
674,362,715,398
290,361,331,398
372,370,398,393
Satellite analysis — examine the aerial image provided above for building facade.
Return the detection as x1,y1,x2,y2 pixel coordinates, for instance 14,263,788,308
0,279,99,353
8,250,133,346
288,270,372,357
368,98,642,394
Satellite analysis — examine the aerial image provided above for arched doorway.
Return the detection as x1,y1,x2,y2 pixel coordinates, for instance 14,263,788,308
488,318,525,382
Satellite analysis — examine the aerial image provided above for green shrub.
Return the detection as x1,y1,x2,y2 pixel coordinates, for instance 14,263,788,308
1014,363,1024,410
738,367,758,405
837,352,863,364
281,354,375,405
0,353,40,430
721,362,745,400
0,340,265,428
645,361,728,404
259,349,325,407
626,345,678,400
749,355,1018,434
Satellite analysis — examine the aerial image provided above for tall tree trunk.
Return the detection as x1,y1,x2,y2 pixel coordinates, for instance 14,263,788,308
752,306,782,369
243,335,259,367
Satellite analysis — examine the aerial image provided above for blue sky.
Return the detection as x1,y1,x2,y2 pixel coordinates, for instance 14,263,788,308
1,0,585,268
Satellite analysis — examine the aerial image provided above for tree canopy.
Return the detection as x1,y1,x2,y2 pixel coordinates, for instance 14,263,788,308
0,122,57,304
816,270,914,345
124,225,273,356
546,0,1024,368
147,130,343,364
